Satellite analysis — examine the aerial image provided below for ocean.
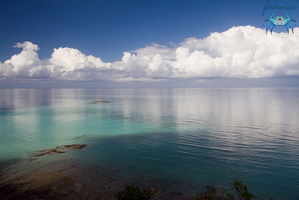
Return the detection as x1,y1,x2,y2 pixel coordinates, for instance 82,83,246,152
0,88,299,199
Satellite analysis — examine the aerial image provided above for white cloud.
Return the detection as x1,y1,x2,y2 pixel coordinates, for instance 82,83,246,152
1,26,299,81
1,42,41,78
48,47,113,80
50,47,109,71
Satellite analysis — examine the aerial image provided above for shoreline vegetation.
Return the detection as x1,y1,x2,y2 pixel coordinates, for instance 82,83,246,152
0,144,258,200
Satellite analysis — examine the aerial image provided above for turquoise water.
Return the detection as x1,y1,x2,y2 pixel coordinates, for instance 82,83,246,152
0,88,299,199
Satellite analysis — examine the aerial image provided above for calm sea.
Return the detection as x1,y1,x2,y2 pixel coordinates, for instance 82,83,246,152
0,88,299,199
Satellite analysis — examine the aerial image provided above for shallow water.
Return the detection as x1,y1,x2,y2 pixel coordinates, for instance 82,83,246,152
0,88,299,199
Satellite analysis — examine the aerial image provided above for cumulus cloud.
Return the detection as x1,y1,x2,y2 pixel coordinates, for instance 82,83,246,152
1,26,299,81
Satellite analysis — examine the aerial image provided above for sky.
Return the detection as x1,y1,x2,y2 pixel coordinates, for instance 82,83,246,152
0,0,299,88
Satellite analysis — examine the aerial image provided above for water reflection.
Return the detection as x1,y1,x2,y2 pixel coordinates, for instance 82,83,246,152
0,88,299,199
0,89,51,113
1,88,298,149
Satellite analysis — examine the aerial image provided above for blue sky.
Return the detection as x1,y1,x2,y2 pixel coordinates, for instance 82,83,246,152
0,0,273,61
0,0,299,87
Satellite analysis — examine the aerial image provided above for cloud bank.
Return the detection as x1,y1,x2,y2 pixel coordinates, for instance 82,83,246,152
1,26,299,81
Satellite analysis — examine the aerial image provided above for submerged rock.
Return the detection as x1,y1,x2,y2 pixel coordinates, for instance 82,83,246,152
32,144,87,157
90,100,111,104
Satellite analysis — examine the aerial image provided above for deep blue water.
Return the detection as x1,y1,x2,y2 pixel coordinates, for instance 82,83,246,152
0,88,299,199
